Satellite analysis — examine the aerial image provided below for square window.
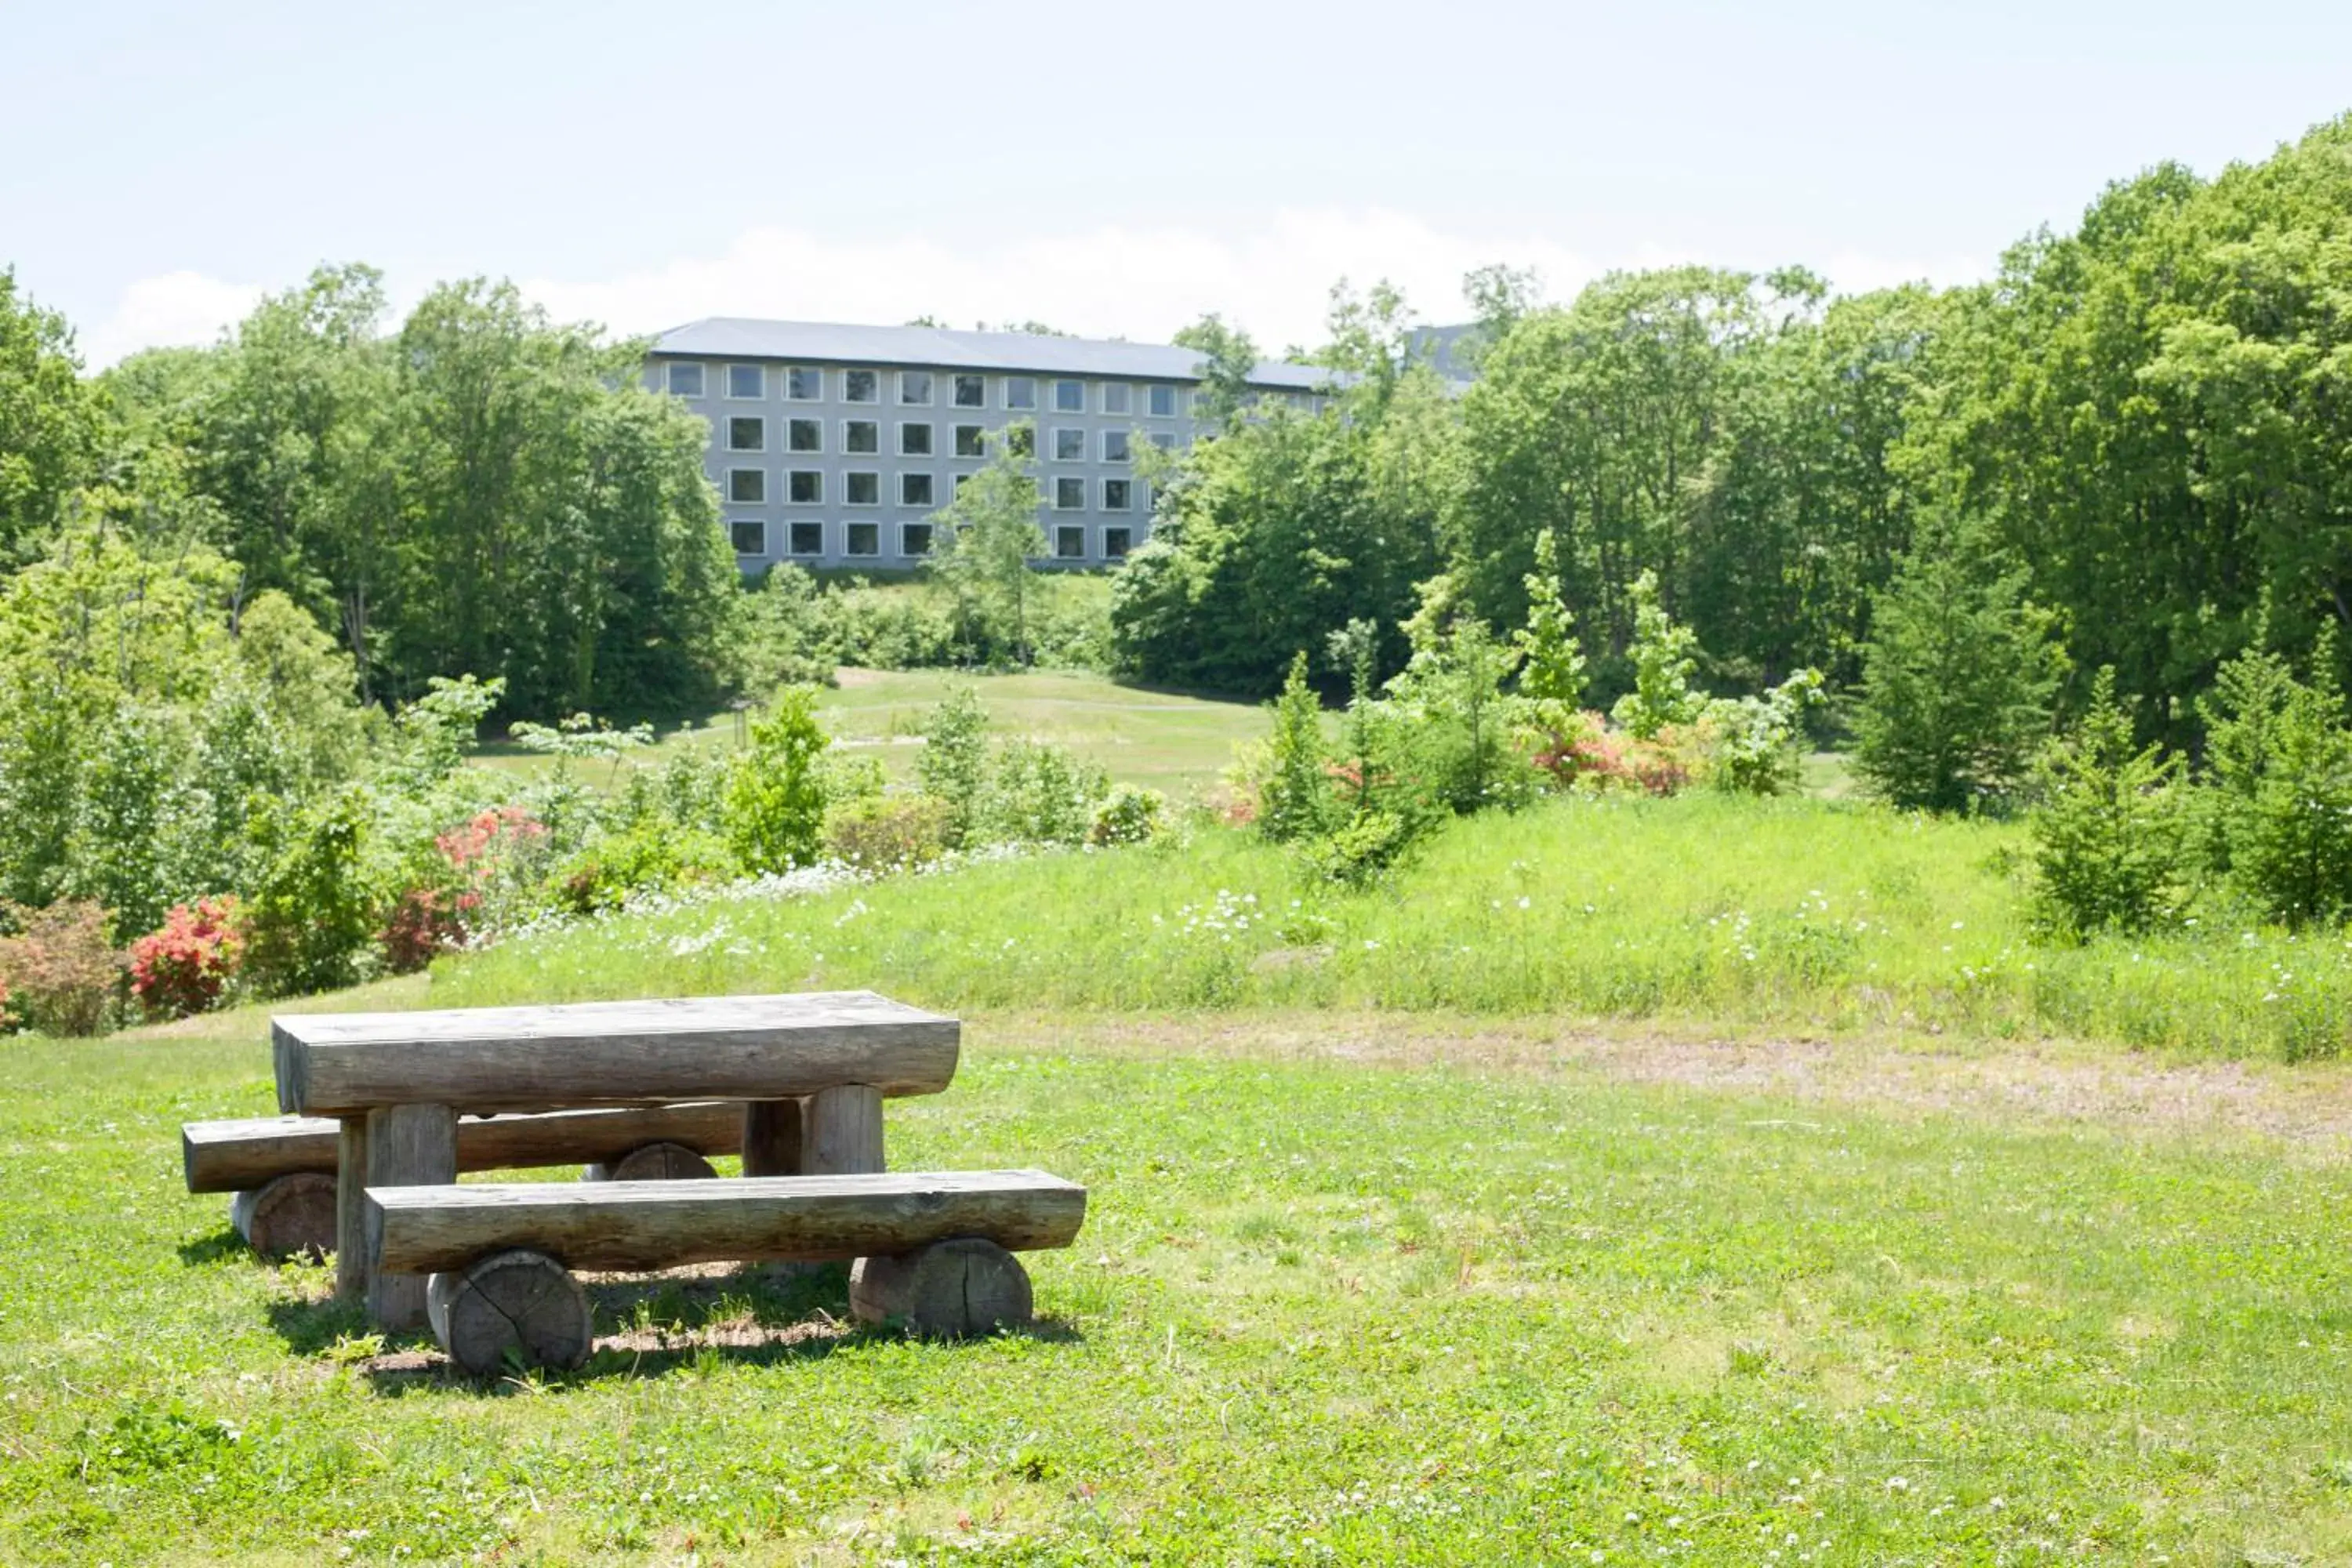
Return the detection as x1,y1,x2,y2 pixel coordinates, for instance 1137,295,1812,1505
1054,476,1085,510
1147,384,1177,418
728,469,765,503
846,471,880,506
1103,478,1133,511
1149,430,1176,451
1102,430,1131,463
667,362,705,397
953,373,986,408
899,422,933,456
727,416,764,452
730,519,766,555
953,473,972,495
1055,525,1087,559
953,424,986,458
1053,379,1085,412
1105,526,1133,559
787,418,822,453
898,371,933,405
1004,376,1036,410
786,366,822,400
902,521,935,556
788,470,822,504
789,521,824,556
1053,427,1086,462
728,364,764,399
1006,425,1035,458
900,473,935,507
846,521,880,557
1192,390,1212,415
1102,383,1131,416
844,369,879,403
844,419,879,454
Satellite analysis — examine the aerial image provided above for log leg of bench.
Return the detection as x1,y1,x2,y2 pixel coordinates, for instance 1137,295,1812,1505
336,1116,370,1301
851,1239,1033,1337
364,1103,458,1331
428,1249,592,1377
582,1142,719,1182
740,1098,806,1177
230,1172,339,1261
805,1084,884,1175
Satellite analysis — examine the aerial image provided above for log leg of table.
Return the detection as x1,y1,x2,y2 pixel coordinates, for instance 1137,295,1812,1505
363,1103,459,1331
740,1099,807,1177
805,1084,884,1175
336,1116,370,1302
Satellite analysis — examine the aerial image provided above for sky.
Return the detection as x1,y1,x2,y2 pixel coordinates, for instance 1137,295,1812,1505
4,0,2349,367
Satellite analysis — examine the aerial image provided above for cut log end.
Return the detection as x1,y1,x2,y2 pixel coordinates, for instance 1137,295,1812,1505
581,1142,720,1183
426,1249,593,1377
850,1238,1034,1338
230,1172,339,1261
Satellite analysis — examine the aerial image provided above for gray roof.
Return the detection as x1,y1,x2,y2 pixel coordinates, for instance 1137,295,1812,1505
648,317,1332,392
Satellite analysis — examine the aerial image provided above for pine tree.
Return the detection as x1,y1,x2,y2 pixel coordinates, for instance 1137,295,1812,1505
1258,652,1333,842
2029,667,2184,938
1853,514,2063,813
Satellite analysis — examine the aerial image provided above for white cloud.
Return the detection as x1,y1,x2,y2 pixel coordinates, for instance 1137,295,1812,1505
517,210,1603,350
82,213,1998,368
82,270,263,368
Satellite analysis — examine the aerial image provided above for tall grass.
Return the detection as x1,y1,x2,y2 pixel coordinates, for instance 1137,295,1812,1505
435,792,2352,1060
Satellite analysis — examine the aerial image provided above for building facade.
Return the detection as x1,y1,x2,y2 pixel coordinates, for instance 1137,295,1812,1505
644,318,1329,572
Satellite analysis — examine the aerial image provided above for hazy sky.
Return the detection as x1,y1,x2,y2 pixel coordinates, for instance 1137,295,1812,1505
5,0,2348,365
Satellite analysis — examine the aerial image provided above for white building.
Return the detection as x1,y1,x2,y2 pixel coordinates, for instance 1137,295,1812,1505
645,318,1330,571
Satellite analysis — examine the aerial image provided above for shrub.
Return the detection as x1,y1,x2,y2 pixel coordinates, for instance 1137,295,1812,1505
242,789,379,998
1305,809,1417,887
980,739,1108,845
1704,669,1824,797
1258,652,1334,842
826,795,952,869
0,975,14,1033
2029,669,2187,938
378,886,475,975
1089,784,1167,847
1609,570,1705,740
723,688,833,874
915,686,991,848
549,822,736,916
0,900,124,1036
128,897,244,1019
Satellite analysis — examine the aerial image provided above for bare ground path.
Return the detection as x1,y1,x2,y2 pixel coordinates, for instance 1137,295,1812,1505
993,1009,2352,1155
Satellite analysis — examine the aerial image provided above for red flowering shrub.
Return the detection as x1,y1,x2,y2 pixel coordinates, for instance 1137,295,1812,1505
1533,711,1698,797
378,805,542,973
0,975,16,1033
129,897,244,1020
0,900,125,1036
379,885,479,975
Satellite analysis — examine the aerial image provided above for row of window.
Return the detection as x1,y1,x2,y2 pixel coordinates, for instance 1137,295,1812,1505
730,517,1135,561
724,416,1169,463
725,468,1140,511
670,361,1190,418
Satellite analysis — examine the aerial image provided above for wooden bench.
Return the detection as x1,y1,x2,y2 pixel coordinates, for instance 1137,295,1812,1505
368,1171,1088,1374
183,1104,745,1258
271,991,961,1329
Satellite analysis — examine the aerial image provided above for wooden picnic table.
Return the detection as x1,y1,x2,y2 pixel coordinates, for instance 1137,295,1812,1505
270,990,960,1329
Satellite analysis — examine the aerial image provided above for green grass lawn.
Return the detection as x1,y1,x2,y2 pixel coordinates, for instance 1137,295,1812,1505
5,1008,2352,1563
471,669,1277,800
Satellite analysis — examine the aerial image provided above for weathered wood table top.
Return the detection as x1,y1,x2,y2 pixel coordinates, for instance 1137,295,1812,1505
273,990,960,1116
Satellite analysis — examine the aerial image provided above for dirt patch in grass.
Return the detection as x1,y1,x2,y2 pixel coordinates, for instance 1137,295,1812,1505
990,1011,2352,1155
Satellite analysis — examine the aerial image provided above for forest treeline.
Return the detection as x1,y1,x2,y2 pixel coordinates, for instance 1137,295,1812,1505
1116,114,2352,749
2,113,2350,746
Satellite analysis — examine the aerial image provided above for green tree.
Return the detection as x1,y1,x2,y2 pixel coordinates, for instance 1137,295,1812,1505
723,688,832,873
2029,668,2186,937
1171,314,1260,432
1513,527,1588,724
915,685,992,848
926,422,1045,664
0,269,99,561
1853,514,2063,813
